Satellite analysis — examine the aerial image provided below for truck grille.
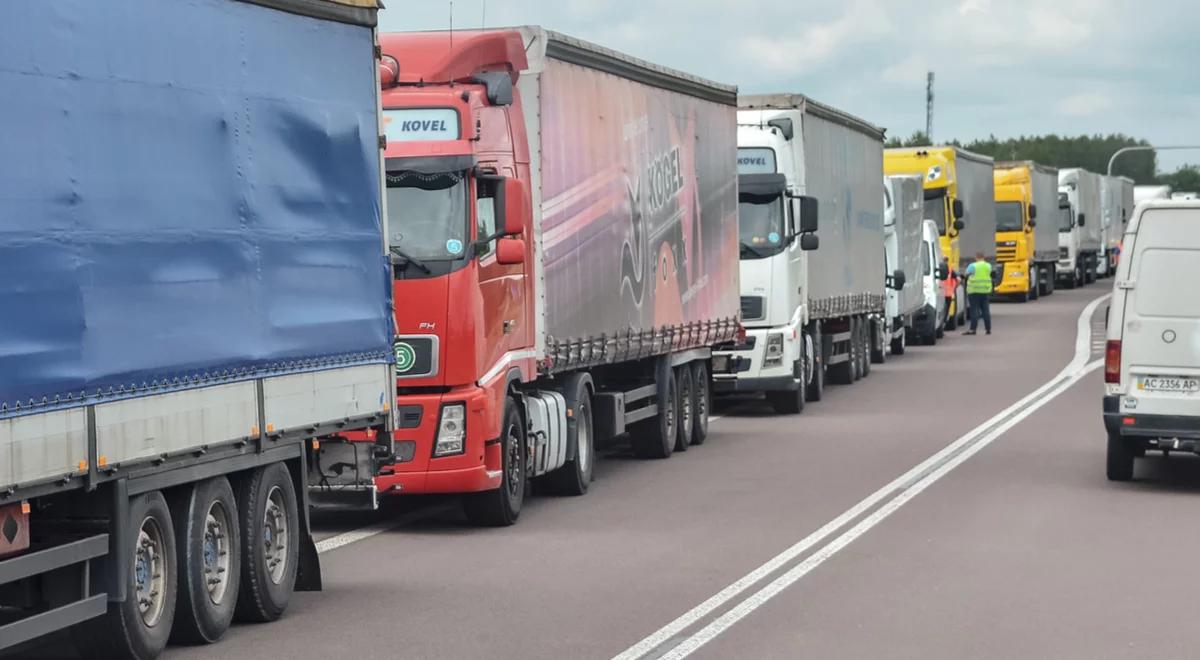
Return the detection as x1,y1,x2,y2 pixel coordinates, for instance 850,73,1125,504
740,296,765,321
995,241,1018,263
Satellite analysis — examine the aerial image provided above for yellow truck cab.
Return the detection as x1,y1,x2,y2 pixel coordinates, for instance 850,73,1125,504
885,147,995,329
993,162,1060,301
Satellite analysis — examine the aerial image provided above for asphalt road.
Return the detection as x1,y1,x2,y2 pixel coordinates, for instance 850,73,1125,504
22,284,1196,660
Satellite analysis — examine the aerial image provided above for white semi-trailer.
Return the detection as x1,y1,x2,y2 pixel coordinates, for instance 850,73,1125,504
1058,168,1104,287
714,94,885,414
883,175,926,356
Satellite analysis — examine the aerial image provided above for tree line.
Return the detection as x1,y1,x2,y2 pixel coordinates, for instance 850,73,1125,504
884,131,1199,191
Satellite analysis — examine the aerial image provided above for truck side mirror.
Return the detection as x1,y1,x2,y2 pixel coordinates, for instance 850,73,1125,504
1077,213,1086,227
891,269,907,290
796,195,819,234
500,177,528,236
1027,219,1036,230
952,199,965,219
799,233,819,251
953,219,965,231
1029,204,1038,220
496,237,525,265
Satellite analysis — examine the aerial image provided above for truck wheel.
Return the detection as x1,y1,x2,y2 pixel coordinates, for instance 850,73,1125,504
849,318,862,382
1029,269,1040,301
674,366,694,452
465,398,527,525
234,463,299,622
632,361,677,459
1045,268,1055,295
74,491,177,660
829,328,853,386
858,318,872,379
171,476,241,644
805,330,825,402
870,318,888,364
891,327,907,355
545,375,594,496
1106,430,1136,482
689,361,710,445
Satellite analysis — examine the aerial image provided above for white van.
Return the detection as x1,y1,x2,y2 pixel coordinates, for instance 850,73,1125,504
1103,201,1200,480
908,219,948,345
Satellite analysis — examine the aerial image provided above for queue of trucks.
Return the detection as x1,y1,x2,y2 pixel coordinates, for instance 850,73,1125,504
0,8,1141,657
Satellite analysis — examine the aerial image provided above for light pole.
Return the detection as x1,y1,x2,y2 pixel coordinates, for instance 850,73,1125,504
1107,145,1200,176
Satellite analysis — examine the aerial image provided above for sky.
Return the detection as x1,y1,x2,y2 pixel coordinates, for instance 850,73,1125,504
379,0,1200,173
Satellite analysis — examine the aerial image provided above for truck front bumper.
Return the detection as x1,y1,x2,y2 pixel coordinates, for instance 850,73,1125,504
995,261,1031,294
374,385,502,496
712,328,800,394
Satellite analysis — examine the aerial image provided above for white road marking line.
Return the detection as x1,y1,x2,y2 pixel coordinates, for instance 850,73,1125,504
658,359,1102,659
614,293,1110,660
315,503,456,554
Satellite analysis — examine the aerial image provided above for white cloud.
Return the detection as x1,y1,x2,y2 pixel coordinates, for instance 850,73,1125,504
735,0,892,75
1057,92,1113,117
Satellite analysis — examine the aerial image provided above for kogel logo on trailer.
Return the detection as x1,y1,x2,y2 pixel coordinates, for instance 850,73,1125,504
384,109,460,143
737,148,777,175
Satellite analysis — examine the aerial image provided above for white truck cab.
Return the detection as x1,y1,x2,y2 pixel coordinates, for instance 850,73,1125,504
1103,200,1200,480
911,219,948,344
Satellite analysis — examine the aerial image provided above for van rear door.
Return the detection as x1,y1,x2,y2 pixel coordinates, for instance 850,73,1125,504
1119,206,1200,417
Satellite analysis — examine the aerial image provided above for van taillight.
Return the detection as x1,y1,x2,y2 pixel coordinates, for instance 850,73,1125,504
1104,340,1122,384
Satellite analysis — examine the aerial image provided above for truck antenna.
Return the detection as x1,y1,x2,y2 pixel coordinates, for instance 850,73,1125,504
449,1,454,49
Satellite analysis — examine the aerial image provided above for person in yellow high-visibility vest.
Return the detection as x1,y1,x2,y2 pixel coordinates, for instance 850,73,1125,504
963,251,994,336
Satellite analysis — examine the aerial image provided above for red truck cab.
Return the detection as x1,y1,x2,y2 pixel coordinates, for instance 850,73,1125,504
376,31,534,498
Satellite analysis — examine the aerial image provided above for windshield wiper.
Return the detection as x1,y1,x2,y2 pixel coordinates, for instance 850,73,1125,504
389,246,432,274
740,242,767,259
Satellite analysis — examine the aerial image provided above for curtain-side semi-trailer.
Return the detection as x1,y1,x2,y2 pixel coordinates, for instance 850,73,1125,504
374,28,739,526
1057,168,1104,287
0,1,392,657
884,175,926,355
1099,175,1137,275
885,147,996,329
713,95,885,413
993,161,1059,301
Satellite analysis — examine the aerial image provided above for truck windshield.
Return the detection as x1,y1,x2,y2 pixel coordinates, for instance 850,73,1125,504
1058,205,1074,232
923,196,947,234
386,171,469,261
738,194,786,260
995,202,1023,232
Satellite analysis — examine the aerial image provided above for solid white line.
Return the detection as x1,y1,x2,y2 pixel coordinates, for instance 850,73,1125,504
659,359,1102,659
612,293,1110,660
314,503,455,555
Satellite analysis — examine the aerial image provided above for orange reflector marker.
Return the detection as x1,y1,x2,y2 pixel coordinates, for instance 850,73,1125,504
266,424,275,433
21,501,31,514
251,425,259,436
98,455,108,467
77,460,87,471
1123,417,1136,426
312,439,321,450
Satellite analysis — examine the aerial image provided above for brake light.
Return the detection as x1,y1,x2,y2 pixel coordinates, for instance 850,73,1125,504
1104,340,1122,384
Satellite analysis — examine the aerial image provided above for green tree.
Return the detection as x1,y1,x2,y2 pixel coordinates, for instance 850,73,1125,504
959,134,1157,183
884,131,931,148
1158,164,1200,193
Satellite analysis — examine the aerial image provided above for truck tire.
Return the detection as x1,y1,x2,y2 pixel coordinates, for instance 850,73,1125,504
674,366,694,453
829,326,853,386
766,350,806,415
632,360,677,459
74,491,177,660
1045,267,1056,295
171,476,241,645
544,375,594,496
1106,430,1135,482
465,398,527,525
861,318,875,374
234,463,299,622
849,318,862,382
870,318,888,364
891,327,907,355
1085,258,1096,284
1029,268,1039,301
689,361,710,445
805,330,825,402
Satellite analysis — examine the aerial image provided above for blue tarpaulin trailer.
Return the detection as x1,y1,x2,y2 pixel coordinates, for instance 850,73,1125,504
0,1,392,655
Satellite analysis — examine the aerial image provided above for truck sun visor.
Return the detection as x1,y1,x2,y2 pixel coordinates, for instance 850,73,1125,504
739,173,788,198
385,155,477,175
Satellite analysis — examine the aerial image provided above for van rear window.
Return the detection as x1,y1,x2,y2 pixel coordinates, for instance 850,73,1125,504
1136,249,1200,318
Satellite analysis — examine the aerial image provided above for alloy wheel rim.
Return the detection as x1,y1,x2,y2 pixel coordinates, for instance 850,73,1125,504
262,486,289,585
134,516,168,627
203,501,232,604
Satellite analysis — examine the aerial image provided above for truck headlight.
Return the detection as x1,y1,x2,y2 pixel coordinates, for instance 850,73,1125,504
433,403,466,457
764,332,785,368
